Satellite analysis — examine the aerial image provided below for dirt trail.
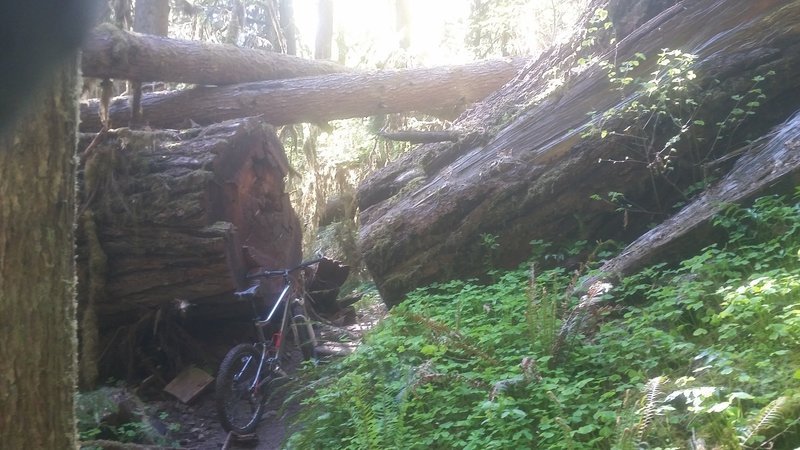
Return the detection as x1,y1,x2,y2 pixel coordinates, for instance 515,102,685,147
158,301,386,450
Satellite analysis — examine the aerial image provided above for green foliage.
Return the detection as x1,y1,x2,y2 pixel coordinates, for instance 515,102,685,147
585,47,775,218
467,0,589,58
287,192,800,449
76,389,178,446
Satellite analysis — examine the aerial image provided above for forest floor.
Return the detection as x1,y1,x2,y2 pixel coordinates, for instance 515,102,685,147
152,299,387,450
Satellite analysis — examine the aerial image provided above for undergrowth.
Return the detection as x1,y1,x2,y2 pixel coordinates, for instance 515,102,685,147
287,192,800,449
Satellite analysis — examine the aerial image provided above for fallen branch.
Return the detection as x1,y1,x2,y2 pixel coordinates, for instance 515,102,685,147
82,24,347,84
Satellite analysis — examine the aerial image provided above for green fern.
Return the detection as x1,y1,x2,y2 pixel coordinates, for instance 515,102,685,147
613,389,639,450
636,376,667,442
525,263,560,352
742,396,788,445
350,374,381,450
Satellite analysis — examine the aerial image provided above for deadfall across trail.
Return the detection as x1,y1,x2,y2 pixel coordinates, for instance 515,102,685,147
357,0,800,306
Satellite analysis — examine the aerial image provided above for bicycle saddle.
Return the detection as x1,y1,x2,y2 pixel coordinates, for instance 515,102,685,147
235,284,260,298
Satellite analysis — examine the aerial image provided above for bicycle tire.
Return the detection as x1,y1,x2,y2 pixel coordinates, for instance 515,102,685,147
291,301,318,361
215,343,265,434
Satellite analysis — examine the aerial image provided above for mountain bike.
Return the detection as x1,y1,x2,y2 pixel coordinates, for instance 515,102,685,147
215,258,322,434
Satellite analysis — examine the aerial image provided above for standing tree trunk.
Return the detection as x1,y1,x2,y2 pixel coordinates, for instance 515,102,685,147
280,0,297,55
0,57,79,449
396,0,411,51
130,0,169,127
315,0,333,60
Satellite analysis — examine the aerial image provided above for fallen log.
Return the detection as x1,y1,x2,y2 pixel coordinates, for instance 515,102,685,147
79,58,525,131
76,117,302,327
551,108,800,367
588,109,800,285
357,0,800,306
305,257,351,318
82,24,348,84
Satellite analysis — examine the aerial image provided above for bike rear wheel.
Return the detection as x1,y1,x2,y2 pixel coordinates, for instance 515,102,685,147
215,343,266,434
291,301,317,361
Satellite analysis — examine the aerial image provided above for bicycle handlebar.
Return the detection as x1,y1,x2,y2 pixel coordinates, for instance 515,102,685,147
245,257,324,280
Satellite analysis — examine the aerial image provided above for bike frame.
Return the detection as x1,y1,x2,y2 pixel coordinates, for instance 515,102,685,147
249,278,293,393
235,258,322,395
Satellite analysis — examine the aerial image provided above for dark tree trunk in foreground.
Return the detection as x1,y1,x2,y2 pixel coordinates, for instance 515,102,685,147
357,0,800,306
77,117,302,327
80,58,523,130
0,58,79,449
82,24,347,85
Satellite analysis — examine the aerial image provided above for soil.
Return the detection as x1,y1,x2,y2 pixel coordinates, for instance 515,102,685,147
136,300,387,450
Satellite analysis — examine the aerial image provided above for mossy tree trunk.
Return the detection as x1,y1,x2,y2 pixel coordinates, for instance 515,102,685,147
0,57,79,449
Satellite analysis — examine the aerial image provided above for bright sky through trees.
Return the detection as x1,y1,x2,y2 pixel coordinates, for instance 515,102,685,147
293,0,473,66
293,0,586,67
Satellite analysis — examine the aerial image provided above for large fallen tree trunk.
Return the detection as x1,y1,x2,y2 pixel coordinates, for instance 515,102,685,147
81,24,348,84
76,118,355,382
357,0,800,306
77,117,302,327
79,58,524,131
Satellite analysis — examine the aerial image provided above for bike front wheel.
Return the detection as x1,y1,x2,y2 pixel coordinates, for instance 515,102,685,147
215,343,266,434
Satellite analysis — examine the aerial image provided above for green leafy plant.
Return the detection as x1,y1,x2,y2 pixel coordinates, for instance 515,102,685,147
585,47,775,219
288,193,800,449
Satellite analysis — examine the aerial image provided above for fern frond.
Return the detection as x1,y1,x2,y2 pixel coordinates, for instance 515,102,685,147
742,396,787,444
636,376,667,441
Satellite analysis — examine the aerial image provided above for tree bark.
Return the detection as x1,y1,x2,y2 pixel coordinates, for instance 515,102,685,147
76,118,303,327
0,57,79,449
81,24,348,85
357,0,800,306
80,58,524,131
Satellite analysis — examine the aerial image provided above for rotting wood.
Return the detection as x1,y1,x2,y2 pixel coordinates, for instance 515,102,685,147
82,23,348,85
79,58,525,131
76,117,302,326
